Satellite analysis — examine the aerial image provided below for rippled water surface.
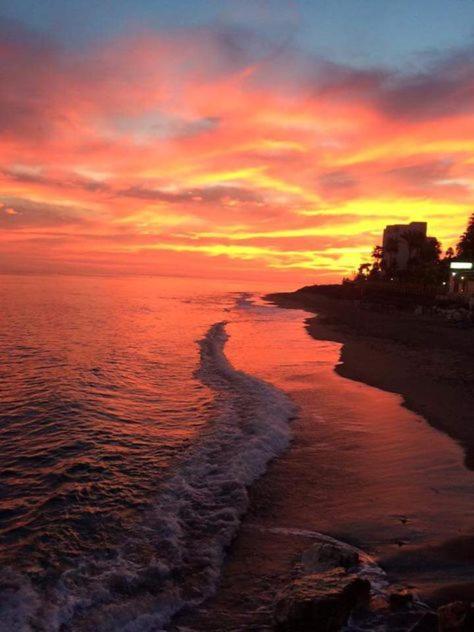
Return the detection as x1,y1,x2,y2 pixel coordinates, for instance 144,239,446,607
0,275,293,630
1,276,218,567
2,275,474,631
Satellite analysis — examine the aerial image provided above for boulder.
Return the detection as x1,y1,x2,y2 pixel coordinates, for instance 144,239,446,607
389,585,414,610
300,541,359,573
273,568,370,632
438,601,474,631
408,611,439,631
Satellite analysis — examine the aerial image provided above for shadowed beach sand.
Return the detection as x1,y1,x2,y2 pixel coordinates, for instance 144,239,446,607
269,289,474,472
172,290,474,630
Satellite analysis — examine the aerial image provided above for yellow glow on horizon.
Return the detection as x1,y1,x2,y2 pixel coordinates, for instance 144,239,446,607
301,197,470,219
336,138,474,167
1,27,472,283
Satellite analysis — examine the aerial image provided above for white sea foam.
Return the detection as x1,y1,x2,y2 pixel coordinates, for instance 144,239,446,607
0,321,296,631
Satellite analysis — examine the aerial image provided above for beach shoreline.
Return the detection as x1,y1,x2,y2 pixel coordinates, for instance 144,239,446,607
266,288,474,472
265,288,474,609
172,288,474,630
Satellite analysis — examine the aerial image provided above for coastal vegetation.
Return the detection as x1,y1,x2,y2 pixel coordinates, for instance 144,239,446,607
353,213,474,287
288,213,474,324
457,213,474,260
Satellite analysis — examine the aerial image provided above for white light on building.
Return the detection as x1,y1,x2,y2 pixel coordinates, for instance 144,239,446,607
450,262,473,270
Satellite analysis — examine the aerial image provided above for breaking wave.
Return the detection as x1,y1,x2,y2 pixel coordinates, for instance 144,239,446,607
0,322,296,631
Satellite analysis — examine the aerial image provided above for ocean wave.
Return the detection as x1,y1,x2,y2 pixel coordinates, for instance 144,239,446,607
0,322,296,631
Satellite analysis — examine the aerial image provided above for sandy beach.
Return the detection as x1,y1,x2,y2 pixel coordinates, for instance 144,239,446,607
269,288,474,472
172,289,474,630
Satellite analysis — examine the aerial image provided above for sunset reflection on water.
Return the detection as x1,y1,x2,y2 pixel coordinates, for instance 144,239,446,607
0,275,253,570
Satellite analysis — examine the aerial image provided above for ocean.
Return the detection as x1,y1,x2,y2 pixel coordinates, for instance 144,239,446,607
2,275,474,631
0,275,297,630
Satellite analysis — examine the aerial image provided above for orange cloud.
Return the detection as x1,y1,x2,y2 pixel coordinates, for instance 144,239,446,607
1,23,473,284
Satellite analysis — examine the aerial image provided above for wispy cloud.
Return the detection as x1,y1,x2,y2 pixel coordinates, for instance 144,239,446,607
1,19,472,281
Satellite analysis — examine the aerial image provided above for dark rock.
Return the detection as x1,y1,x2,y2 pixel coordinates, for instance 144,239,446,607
389,585,414,610
300,541,359,572
273,568,370,632
438,601,474,631
408,611,439,631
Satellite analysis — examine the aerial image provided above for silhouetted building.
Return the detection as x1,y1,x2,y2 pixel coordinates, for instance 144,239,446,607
382,221,427,272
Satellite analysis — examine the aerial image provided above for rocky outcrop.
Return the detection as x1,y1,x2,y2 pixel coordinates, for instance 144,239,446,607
389,585,414,610
273,568,370,632
408,611,439,631
271,535,440,631
300,541,359,573
438,601,474,631
273,538,371,631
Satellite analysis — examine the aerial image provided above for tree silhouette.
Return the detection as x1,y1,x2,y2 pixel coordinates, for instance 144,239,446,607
370,245,384,276
421,237,442,263
456,213,474,260
371,245,383,262
445,247,455,260
356,263,371,280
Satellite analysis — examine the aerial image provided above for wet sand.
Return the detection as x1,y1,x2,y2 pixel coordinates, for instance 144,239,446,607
172,295,474,630
271,289,474,471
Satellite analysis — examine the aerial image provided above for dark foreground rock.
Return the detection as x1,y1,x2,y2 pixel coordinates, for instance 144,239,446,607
272,536,437,632
273,568,370,632
408,611,439,631
300,541,359,573
389,585,415,610
438,600,474,631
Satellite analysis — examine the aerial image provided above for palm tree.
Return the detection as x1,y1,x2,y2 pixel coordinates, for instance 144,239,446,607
445,247,455,260
371,245,383,262
456,213,474,260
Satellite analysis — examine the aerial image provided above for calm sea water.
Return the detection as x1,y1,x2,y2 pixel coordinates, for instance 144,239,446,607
0,275,295,631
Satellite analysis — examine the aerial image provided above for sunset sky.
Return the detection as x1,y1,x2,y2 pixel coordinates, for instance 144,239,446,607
2,0,474,284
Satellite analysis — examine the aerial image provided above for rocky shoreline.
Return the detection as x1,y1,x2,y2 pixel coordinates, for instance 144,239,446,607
273,536,473,631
